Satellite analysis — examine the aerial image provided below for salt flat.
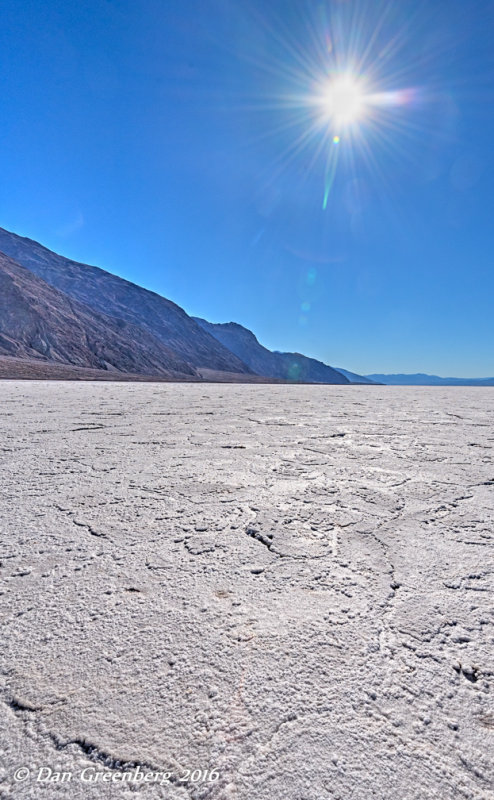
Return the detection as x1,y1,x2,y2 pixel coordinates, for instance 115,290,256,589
1,383,493,800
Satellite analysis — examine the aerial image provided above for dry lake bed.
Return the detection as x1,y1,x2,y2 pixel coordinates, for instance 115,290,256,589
1,382,493,800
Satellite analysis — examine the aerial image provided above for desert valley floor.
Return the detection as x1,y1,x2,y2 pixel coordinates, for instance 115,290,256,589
1,383,493,799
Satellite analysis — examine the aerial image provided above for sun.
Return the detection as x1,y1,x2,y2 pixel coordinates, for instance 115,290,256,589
321,74,368,128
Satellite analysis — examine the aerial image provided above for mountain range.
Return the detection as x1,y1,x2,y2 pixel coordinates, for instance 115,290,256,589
366,373,494,386
0,226,362,384
2,227,490,386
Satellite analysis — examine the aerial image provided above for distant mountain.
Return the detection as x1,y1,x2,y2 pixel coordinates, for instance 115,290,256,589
194,318,349,384
334,368,379,385
367,373,494,386
0,251,198,378
0,227,252,375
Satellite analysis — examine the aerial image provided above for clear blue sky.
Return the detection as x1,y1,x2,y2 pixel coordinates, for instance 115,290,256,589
1,0,493,376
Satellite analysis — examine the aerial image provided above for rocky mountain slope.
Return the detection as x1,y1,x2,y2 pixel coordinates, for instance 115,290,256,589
0,227,252,376
194,317,350,384
0,251,197,377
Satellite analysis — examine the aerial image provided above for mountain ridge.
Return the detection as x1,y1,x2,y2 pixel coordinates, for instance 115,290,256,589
6,225,481,386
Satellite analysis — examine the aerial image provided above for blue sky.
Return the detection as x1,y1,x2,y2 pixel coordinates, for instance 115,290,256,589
1,0,493,376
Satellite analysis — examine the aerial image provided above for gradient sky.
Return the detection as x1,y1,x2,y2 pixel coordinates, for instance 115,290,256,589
1,0,493,376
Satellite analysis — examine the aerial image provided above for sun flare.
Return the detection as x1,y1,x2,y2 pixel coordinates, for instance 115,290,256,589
247,1,424,209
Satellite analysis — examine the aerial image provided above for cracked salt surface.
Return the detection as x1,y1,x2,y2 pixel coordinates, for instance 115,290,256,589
0,382,493,799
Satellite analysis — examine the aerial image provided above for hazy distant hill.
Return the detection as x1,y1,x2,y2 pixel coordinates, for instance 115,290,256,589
0,251,197,377
0,227,252,375
367,373,494,386
194,318,349,384
334,368,379,384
